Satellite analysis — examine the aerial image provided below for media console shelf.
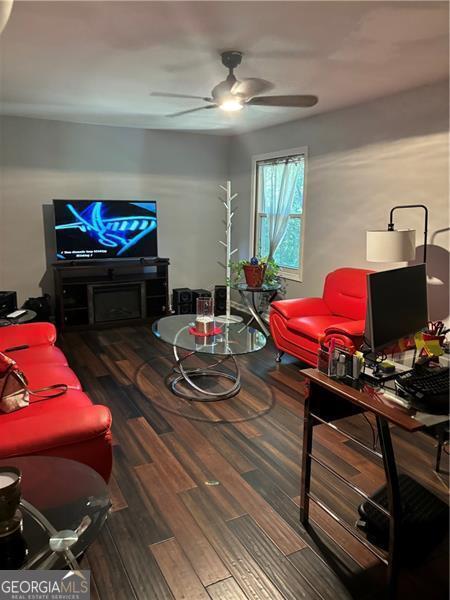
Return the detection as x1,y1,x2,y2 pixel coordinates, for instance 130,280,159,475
53,258,170,330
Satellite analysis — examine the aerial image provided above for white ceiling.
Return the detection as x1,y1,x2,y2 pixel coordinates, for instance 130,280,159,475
0,1,448,134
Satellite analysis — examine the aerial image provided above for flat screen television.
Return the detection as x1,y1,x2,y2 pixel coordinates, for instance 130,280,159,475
53,200,158,261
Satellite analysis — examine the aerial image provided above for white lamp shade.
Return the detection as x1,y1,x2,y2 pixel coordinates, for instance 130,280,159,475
366,229,416,262
0,1,13,36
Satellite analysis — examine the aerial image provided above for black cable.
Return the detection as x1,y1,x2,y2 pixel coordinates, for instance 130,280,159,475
376,350,387,364
362,413,378,450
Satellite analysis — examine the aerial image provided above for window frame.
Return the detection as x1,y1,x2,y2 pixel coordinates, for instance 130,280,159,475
250,146,308,283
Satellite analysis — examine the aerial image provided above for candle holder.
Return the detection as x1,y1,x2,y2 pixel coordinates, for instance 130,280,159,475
0,467,23,538
195,297,215,335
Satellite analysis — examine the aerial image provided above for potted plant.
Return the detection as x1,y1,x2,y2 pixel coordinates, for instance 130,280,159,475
243,257,266,288
230,257,280,288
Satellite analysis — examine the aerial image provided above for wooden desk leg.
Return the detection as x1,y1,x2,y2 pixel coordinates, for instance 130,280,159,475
300,389,313,525
376,416,402,599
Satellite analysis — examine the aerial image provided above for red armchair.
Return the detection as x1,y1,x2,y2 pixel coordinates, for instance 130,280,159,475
0,323,112,482
270,268,373,366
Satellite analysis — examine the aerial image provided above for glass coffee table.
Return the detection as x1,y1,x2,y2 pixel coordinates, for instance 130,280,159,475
152,314,266,401
0,456,110,570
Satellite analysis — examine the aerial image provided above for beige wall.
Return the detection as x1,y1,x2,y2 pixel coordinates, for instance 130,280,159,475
0,117,229,303
1,81,448,321
229,81,449,322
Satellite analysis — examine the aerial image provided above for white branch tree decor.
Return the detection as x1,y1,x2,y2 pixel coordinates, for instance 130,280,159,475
216,181,242,324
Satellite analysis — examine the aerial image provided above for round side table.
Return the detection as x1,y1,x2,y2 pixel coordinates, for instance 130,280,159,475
0,456,110,570
0,309,37,327
231,283,281,336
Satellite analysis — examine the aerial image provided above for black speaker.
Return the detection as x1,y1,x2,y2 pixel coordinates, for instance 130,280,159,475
191,289,211,312
0,291,17,318
172,288,192,314
214,285,226,314
172,288,192,305
178,303,192,315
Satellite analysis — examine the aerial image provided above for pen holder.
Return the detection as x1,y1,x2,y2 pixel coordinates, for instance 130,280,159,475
423,333,445,347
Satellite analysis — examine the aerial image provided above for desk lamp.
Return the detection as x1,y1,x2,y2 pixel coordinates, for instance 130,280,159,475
366,204,428,263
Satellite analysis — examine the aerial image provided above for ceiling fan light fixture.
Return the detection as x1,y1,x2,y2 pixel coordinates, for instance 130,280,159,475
157,50,318,118
219,98,243,112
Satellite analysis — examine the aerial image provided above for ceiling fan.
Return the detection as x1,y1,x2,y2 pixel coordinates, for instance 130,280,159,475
151,50,318,117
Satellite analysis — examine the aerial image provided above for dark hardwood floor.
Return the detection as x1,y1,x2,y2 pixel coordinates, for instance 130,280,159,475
59,324,449,600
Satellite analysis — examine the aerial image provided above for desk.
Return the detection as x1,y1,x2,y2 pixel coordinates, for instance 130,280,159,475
300,368,447,599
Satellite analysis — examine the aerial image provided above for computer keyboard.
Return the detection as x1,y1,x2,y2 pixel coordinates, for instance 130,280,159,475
396,367,449,413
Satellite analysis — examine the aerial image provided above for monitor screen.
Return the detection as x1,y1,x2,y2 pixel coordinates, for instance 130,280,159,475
53,200,157,261
365,264,428,352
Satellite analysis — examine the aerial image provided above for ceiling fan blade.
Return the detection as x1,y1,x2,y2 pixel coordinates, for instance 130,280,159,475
231,78,274,98
151,92,212,102
167,105,217,118
248,95,318,107
211,77,236,101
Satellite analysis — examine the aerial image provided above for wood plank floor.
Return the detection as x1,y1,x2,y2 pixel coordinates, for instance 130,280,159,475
60,325,449,600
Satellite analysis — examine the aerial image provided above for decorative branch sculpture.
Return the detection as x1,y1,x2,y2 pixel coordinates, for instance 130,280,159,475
216,181,241,324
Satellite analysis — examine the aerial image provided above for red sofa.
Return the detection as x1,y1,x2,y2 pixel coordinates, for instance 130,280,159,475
270,267,373,366
0,322,112,482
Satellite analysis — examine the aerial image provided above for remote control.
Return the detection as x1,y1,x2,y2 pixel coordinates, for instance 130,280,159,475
6,309,27,319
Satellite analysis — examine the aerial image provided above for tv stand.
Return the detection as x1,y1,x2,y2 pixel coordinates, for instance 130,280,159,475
53,258,170,330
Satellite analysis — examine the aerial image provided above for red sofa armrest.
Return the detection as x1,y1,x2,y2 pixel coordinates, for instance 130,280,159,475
324,319,366,338
0,322,57,351
0,405,112,458
271,297,331,320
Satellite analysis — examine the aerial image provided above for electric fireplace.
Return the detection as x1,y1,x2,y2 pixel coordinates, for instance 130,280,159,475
88,282,146,324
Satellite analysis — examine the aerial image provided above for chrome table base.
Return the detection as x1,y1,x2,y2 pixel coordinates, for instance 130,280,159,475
166,345,241,401
19,499,80,570
237,288,278,337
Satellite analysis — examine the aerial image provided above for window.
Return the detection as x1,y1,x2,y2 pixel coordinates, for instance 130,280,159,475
251,147,307,281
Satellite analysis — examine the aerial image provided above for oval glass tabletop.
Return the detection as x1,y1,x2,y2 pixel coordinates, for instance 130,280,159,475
0,456,110,570
231,282,281,292
152,314,266,355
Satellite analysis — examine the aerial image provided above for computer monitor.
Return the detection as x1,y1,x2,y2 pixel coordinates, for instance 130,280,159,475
365,264,428,354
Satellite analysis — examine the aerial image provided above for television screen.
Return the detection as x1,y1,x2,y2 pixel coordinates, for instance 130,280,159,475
53,200,158,260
